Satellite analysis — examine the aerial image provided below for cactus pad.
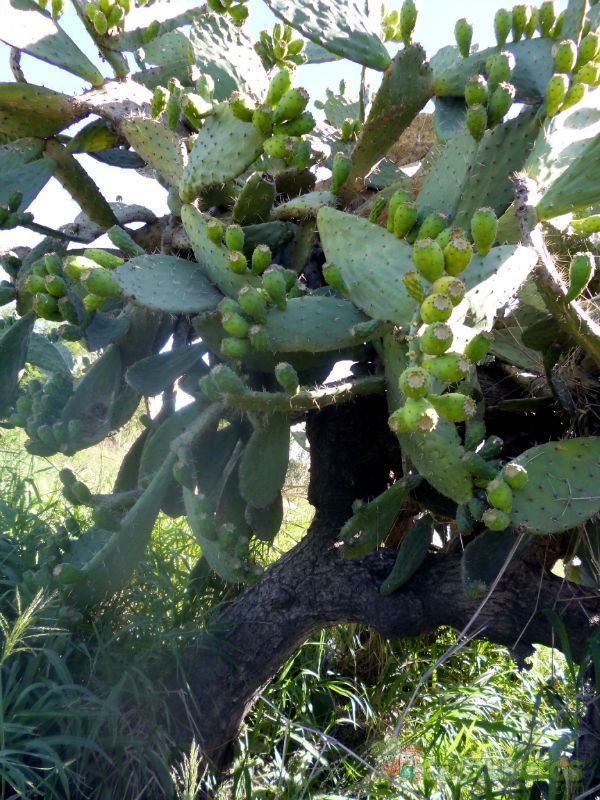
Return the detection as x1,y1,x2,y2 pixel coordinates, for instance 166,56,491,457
239,413,290,509
121,119,188,188
380,514,433,595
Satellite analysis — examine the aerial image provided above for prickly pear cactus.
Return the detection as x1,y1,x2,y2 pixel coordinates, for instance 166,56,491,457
1,0,600,614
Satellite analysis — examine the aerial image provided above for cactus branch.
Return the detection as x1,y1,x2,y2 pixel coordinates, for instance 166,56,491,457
70,0,129,79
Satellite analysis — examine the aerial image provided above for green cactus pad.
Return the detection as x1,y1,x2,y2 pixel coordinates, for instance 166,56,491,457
262,0,391,71
0,312,35,416
380,513,433,595
536,135,600,221
0,83,87,140
121,119,188,188
239,412,290,509
510,438,600,534
416,130,478,219
317,207,415,326
272,191,336,220
125,343,207,396
27,333,72,377
0,158,54,214
180,103,265,203
113,254,222,314
246,494,284,542
461,530,528,599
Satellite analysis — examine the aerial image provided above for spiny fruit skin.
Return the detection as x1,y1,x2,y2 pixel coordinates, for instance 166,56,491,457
482,508,511,531
435,226,454,250
486,51,515,92
82,267,121,298
565,252,595,302
206,218,224,245
494,8,512,46
83,293,106,312
560,81,587,112
331,152,352,194
228,251,248,274
443,236,473,276
252,105,273,136
429,392,477,423
398,366,432,399
44,274,67,297
575,63,600,86
219,297,243,317
430,276,465,306
262,267,287,310
272,87,309,124
572,215,600,235
265,68,291,107
386,190,412,232
400,0,418,46
465,331,492,362
553,39,578,73
391,397,439,434
538,1,555,37
417,211,449,241
470,207,498,256
222,312,250,339
273,111,315,136
502,462,529,490
263,133,295,160
83,249,123,269
238,285,268,323
412,238,446,282
546,73,569,116
225,224,245,252
511,4,530,42
44,252,62,275
251,244,272,275
393,201,418,239
465,75,488,107
368,195,387,224
275,362,299,394
486,477,513,513
576,33,599,69
455,17,473,58
420,292,453,323
419,322,453,356
466,104,487,141
423,353,471,383
221,337,251,359
403,271,425,303
488,81,516,127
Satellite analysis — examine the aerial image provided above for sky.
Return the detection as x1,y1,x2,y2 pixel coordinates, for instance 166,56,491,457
0,0,568,256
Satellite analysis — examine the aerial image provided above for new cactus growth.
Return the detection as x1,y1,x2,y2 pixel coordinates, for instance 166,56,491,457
455,18,473,58
511,4,530,41
538,1,555,36
275,362,299,394
387,190,413,232
400,0,418,46
494,8,512,46
272,88,309,124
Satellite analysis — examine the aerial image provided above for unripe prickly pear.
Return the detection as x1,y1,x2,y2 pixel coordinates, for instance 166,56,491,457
263,133,295,160
464,331,492,363
399,366,432,398
83,293,106,312
266,68,292,107
331,152,352,194
575,63,600,86
275,362,299,394
107,225,144,257
44,252,63,275
546,73,569,116
443,236,473,276
83,267,121,297
419,322,453,355
252,105,273,136
229,92,254,122
238,286,268,323
272,87,309,124
423,353,471,383
392,201,418,239
420,292,453,323
494,8,512,46
262,267,287,310
25,273,46,294
83,249,124,269
470,207,497,256
222,312,250,339
221,337,251,360
524,7,538,37
486,51,515,92
58,297,79,325
44,274,67,298
412,238,446,282
206,218,224,245
417,211,449,241
430,276,465,306
322,262,347,294
34,292,60,320
488,82,516,127
290,140,310,171
565,252,595,302
465,75,488,107
511,4,530,41
64,255,98,281
227,251,248,275
403,271,425,303
274,111,316,136
576,33,599,69
219,297,243,317
482,508,511,531
464,419,486,451
502,462,528,490
429,392,477,423
538,0,555,36
435,227,454,250
368,195,387,224
93,9,108,34
141,18,160,42
386,190,412,232
402,397,439,433
249,324,269,351
553,39,578,73
463,452,499,481
486,477,513,513
466,104,488,141
454,17,473,58
560,81,587,112
225,224,245,252
400,0,418,46
251,244,272,275
166,92,181,129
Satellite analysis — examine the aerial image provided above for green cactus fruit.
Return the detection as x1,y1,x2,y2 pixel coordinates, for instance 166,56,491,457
412,238,446,282
486,477,513,513
482,508,511,531
419,322,453,355
368,196,387,224
166,92,181,130
229,92,255,123
464,419,486,451
64,255,99,281
263,133,295,160
31,260,48,278
486,51,515,92
227,251,248,275
465,75,488,107
151,86,168,119
420,292,453,323
403,271,425,303
237,286,268,323
576,33,599,69
488,82,516,127
82,267,122,298
553,39,578,73
58,297,79,325
423,353,471,383
463,452,499,481
262,267,287,310
443,236,473,276
43,274,67,298
43,253,63,276
206,218,224,246
251,244,272,275
494,8,512,46
551,10,565,39
538,1,555,36
83,249,124,269
455,17,473,58
218,297,243,317
546,73,569,116
265,69,291,107
417,211,449,241
248,324,269,351
290,140,311,171
386,190,413,232
25,274,46,294
93,9,108,34
430,276,465,306
388,407,408,434
141,18,160,41
470,207,498,256
107,4,124,28
392,201,418,239
34,292,60,320
400,0,418,46
565,252,595,302
511,4,530,41
435,227,455,250
464,331,492,363
275,362,300,394
340,118,354,141
181,93,212,131
331,152,353,194
83,293,106,312
478,436,503,460
252,105,273,137
429,392,477,423
399,366,432,399
402,397,439,434
322,262,348,294
502,462,528,490
198,374,221,401
575,63,600,86
272,88,309,125
222,312,250,339
273,111,316,136
560,81,587,112
221,336,252,360
466,104,488,141
572,215,600,235
225,224,245,252
524,6,538,37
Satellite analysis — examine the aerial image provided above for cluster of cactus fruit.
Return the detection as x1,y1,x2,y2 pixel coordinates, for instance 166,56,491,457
1,0,600,608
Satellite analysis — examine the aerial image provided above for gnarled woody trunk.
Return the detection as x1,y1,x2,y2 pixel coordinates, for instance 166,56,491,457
173,396,600,777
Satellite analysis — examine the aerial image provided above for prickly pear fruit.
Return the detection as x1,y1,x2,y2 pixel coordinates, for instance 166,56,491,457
546,73,569,116
400,0,418,46
403,397,439,433
486,477,513,513
227,251,247,274
575,63,600,86
524,7,538,37
551,9,565,38
238,286,268,323
229,92,254,122
403,271,425,303
576,32,599,69
64,255,98,281
251,244,272,275
572,215,600,235
420,292,453,323
225,224,245,252
107,225,145,256
423,353,471,383
43,274,67,298
511,4,530,41
290,140,310,171
386,190,413,232
222,312,250,339
464,419,486,451
266,68,292,107
419,322,453,355
262,267,287,310
486,51,515,92
211,364,246,395
538,0,555,36
565,252,594,302
443,236,473,276
368,195,387,224
82,293,106,312
83,249,124,269
463,452,499,481
393,201,418,239
430,276,465,306
82,267,122,298
219,297,243,317
34,292,60,320
429,392,477,423
478,436,503,461
466,104,488,141
398,366,432,398
553,39,577,73
274,111,315,136
465,75,488,107
43,252,62,275
58,297,79,324
331,152,352,194
502,462,528,490
412,238,446,282
263,133,295,160
482,508,511,531
275,362,299,394
494,8,512,46
221,337,251,359
272,88,309,124
417,211,449,241
464,331,492,363
470,207,497,256
206,218,224,246
560,81,587,112
455,17,473,58
252,105,273,136
488,82,516,127
323,262,348,294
